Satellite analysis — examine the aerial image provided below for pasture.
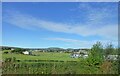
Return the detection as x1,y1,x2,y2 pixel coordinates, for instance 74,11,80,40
2,50,118,74
2,50,79,61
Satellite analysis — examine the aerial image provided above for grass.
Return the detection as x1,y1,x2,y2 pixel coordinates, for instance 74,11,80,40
2,61,102,74
2,50,79,61
0,51,2,60
2,50,118,74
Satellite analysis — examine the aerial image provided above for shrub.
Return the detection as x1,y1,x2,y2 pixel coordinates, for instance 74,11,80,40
3,51,8,54
5,57,16,62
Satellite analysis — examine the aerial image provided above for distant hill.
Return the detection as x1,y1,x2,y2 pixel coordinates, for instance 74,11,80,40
1,46,90,52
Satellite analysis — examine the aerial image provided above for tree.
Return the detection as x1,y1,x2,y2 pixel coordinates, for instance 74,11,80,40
2,46,11,50
86,42,104,66
11,48,25,54
104,43,114,57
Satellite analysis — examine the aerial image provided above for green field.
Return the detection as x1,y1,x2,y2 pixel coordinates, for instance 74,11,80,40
2,50,118,74
2,50,79,61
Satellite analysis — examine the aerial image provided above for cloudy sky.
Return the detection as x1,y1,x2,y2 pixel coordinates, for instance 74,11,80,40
2,2,118,48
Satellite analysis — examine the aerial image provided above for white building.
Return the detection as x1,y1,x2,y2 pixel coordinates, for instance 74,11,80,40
71,50,89,58
71,53,80,58
106,55,118,61
22,51,30,55
11,48,14,51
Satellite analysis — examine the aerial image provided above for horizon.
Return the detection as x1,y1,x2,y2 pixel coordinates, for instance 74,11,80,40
1,45,89,49
2,2,118,48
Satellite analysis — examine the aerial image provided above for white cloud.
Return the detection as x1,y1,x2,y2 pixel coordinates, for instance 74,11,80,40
45,37,95,48
3,10,118,41
78,2,118,24
45,37,118,48
46,38,81,43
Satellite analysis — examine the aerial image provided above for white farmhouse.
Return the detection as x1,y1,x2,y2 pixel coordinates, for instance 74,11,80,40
22,51,30,55
11,48,14,51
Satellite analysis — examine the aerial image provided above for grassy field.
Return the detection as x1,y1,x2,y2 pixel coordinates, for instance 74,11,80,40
2,50,79,61
2,50,118,74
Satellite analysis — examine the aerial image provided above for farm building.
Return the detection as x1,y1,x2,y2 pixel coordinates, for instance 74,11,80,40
105,55,119,61
11,48,14,51
71,50,89,58
22,51,32,55
71,53,80,58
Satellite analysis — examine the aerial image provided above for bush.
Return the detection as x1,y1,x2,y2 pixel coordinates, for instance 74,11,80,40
3,51,8,54
5,57,16,62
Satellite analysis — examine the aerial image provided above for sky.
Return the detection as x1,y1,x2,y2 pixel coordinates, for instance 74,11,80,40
0,2,1,46
2,2,118,49
2,0,120,2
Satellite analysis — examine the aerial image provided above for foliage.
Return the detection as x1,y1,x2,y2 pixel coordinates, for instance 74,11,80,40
2,41,118,74
86,42,104,67
11,48,25,54
2,60,118,74
104,43,114,57
3,51,8,54
2,47,11,50
5,57,16,62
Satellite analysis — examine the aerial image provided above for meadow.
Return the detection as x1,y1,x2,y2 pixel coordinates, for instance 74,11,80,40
2,50,118,74
2,50,79,61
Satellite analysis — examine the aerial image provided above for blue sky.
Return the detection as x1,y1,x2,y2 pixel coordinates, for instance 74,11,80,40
2,2,118,48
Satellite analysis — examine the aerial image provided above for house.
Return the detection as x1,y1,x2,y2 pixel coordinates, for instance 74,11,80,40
70,50,89,58
105,55,119,61
22,51,32,55
71,53,80,58
11,48,14,51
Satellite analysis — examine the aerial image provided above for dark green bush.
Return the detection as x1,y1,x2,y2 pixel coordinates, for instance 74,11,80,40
3,51,8,54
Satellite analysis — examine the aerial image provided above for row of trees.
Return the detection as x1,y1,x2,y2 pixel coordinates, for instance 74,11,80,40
11,48,26,54
90,42,118,58
3,48,26,54
2,46,89,53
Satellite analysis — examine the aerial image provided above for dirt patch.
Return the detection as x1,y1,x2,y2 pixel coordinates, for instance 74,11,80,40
100,61,112,74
